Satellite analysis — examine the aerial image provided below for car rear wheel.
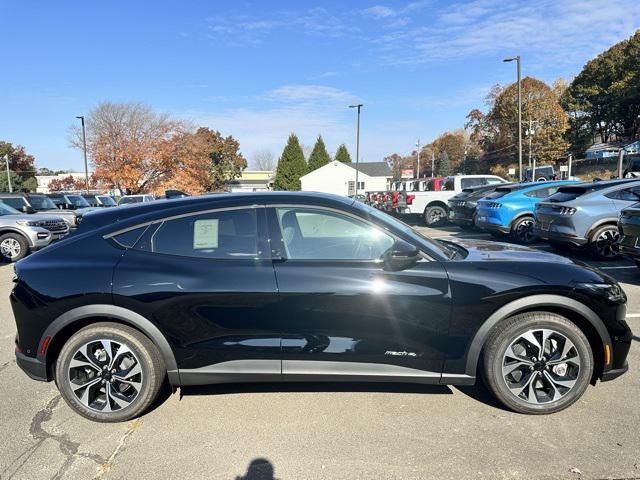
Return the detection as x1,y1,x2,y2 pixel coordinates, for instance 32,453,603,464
55,322,165,422
482,312,593,414
510,216,536,244
424,205,447,226
589,224,620,259
0,233,29,262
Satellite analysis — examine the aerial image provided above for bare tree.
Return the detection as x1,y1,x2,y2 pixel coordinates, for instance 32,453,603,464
252,149,276,171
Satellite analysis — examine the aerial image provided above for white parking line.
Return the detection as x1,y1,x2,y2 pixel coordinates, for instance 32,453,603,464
626,313,640,318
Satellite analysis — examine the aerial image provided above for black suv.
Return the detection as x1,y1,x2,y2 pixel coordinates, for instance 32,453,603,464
12,192,631,422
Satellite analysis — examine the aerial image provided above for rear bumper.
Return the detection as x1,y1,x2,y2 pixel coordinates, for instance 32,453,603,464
15,350,48,381
533,226,588,246
476,219,510,234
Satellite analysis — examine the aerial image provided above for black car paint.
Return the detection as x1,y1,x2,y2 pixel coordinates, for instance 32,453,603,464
618,203,640,263
11,192,631,387
448,184,509,228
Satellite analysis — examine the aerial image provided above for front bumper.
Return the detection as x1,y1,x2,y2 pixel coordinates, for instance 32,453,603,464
601,362,628,382
15,350,48,381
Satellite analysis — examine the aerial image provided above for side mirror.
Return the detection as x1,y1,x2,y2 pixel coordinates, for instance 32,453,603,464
383,239,420,271
23,205,35,214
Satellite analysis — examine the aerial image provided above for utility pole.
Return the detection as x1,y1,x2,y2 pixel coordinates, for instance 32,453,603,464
431,152,435,178
76,116,89,194
504,56,522,181
463,146,468,174
525,120,539,180
567,153,573,179
416,139,420,178
4,154,12,193
618,148,626,179
349,104,363,196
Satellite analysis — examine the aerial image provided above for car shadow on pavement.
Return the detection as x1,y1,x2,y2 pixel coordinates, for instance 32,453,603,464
235,458,277,480
180,382,454,397
454,382,511,412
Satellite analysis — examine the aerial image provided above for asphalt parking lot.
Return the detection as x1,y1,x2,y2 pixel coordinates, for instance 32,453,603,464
0,225,638,480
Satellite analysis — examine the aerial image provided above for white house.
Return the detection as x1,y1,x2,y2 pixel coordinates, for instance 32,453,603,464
300,160,391,196
35,172,88,193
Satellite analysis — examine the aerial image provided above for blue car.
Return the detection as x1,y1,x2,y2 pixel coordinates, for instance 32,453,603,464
476,181,580,244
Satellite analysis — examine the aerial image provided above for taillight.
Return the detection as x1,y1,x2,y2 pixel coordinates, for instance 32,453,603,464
407,194,415,205
392,192,399,203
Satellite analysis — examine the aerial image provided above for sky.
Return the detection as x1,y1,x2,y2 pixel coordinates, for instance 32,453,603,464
1,0,639,171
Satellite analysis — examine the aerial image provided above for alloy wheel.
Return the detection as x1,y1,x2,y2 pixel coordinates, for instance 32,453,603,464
594,228,620,258
68,339,143,412
514,218,534,243
502,328,581,404
428,208,445,224
0,238,21,259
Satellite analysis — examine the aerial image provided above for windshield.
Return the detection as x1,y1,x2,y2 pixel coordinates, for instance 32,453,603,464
0,202,20,215
97,195,117,206
29,196,57,210
66,195,91,208
355,201,455,259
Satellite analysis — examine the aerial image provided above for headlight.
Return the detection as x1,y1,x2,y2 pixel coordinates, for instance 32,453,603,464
576,283,626,303
16,220,44,227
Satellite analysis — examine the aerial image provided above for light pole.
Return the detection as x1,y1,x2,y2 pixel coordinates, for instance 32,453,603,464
431,152,435,178
504,56,522,182
3,154,11,193
349,104,363,196
525,120,539,181
76,116,89,194
416,139,420,178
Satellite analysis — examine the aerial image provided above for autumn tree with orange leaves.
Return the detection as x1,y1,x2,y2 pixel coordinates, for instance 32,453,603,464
70,102,245,195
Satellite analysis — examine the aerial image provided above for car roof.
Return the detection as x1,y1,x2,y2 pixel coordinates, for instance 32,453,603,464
83,191,355,230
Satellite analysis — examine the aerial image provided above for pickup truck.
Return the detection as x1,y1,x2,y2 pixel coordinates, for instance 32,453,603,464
395,174,508,225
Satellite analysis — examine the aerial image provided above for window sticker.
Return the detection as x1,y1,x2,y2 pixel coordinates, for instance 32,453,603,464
193,219,219,249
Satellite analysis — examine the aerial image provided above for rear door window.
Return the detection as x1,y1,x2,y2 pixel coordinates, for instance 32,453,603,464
142,208,259,259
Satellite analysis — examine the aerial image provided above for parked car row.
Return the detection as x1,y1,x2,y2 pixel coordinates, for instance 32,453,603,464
0,190,182,261
365,174,508,226
446,178,640,261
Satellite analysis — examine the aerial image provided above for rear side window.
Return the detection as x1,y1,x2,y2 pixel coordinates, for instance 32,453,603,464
524,186,561,199
461,178,486,189
112,226,149,248
145,208,258,259
605,187,640,201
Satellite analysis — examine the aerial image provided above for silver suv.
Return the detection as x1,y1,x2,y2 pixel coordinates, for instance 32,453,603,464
0,193,84,230
534,178,640,259
0,202,69,261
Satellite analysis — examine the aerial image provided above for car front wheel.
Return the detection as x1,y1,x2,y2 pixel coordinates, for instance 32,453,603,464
482,312,593,414
55,322,165,422
0,233,29,262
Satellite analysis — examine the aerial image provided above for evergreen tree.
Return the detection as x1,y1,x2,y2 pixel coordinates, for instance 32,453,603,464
307,135,331,172
436,151,451,176
273,133,307,191
335,144,352,163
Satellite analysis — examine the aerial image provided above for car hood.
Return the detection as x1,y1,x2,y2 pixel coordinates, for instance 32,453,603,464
443,238,575,264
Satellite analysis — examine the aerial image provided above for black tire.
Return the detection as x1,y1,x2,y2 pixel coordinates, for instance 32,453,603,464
482,312,593,414
588,224,620,260
424,205,447,226
55,322,165,422
0,232,29,262
510,216,536,244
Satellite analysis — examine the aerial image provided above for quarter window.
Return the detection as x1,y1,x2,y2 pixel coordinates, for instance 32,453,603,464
145,208,258,259
275,208,394,260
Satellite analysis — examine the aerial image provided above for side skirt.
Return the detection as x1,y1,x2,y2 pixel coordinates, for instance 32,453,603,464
178,359,476,387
